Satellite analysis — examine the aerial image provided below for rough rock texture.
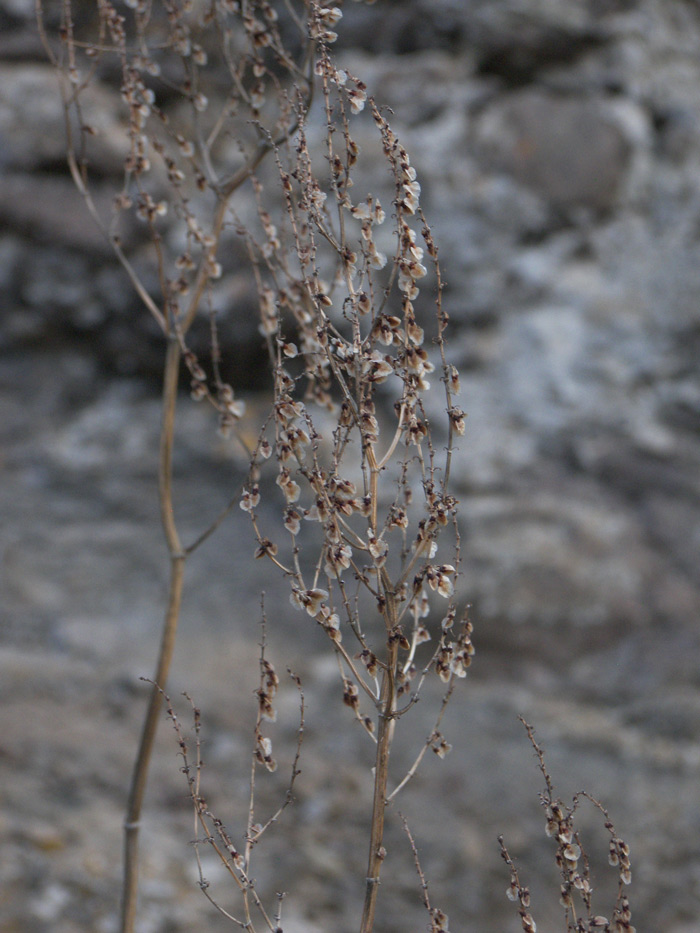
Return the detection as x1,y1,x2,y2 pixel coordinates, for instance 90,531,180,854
473,89,633,210
4,0,700,931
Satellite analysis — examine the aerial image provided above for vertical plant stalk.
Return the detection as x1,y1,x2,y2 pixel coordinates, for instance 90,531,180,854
121,336,185,933
360,556,399,933
360,639,398,933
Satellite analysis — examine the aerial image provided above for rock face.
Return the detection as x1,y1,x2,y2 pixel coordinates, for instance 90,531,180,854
4,1,700,932
473,89,632,211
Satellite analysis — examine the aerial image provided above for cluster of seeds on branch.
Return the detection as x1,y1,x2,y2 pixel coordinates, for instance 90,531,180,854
434,621,474,683
227,16,473,761
430,909,450,933
507,880,536,932
63,0,314,395
548,796,634,932
254,657,280,772
180,346,246,433
501,723,634,933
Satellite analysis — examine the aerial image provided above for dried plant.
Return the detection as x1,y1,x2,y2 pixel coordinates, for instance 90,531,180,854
36,2,321,928
230,26,476,933
499,720,635,933
37,1,471,929
37,2,631,932
143,613,307,930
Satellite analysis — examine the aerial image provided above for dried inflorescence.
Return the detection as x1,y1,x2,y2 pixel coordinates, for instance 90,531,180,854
234,36,472,738
224,24,476,931
500,720,635,933
41,1,474,930
41,2,637,931
41,0,325,428
150,655,304,931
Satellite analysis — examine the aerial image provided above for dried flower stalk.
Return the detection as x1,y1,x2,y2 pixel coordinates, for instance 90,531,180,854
38,2,637,931
37,1,473,930
500,720,635,933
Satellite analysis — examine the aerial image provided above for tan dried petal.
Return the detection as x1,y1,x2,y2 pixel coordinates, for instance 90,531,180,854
304,588,329,616
563,843,581,862
254,538,278,559
240,486,260,512
284,509,301,535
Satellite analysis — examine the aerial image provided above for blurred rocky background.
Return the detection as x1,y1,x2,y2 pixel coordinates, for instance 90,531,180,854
3,0,700,930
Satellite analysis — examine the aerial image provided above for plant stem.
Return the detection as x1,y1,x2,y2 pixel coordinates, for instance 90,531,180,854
360,582,399,933
121,337,185,933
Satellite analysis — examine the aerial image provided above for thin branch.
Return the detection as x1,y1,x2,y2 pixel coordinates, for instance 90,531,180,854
386,680,454,803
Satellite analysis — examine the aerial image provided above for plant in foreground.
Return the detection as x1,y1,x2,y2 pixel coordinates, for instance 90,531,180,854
38,1,632,930
38,0,470,929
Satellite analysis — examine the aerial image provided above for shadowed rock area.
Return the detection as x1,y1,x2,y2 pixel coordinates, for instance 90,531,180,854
3,0,700,931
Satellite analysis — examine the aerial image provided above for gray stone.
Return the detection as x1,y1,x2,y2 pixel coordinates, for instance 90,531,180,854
473,89,632,211
0,64,127,174
0,172,129,255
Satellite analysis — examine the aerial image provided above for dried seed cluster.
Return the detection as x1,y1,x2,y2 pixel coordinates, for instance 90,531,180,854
216,19,474,781
500,722,635,933
153,658,304,930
